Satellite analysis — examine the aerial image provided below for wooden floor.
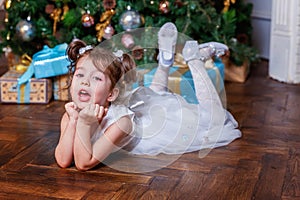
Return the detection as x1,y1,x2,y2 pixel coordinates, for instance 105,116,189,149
0,60,300,199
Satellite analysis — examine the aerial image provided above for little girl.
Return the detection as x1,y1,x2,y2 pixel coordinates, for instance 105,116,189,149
55,23,241,171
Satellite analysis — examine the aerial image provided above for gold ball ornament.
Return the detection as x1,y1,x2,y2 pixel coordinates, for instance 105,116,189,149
81,13,95,28
159,1,170,14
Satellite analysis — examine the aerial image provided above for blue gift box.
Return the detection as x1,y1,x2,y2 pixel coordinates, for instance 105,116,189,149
18,43,70,85
142,60,224,104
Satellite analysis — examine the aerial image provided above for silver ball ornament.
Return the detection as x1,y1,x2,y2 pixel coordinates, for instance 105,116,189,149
119,10,141,31
15,20,36,42
103,24,115,40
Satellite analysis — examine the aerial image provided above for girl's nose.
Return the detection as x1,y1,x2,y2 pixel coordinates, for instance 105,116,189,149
80,80,90,86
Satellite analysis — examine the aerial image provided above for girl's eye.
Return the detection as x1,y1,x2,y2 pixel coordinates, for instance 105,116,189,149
93,76,102,81
75,73,84,78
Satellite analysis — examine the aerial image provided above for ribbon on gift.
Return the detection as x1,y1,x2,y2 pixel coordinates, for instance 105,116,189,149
18,43,70,85
17,80,31,103
15,54,32,73
169,67,190,94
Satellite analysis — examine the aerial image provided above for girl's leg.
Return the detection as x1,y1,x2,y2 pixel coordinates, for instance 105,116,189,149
183,41,229,156
182,41,227,104
149,63,170,92
149,22,177,93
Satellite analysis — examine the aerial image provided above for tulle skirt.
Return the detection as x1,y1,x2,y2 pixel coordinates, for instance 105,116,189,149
127,87,241,156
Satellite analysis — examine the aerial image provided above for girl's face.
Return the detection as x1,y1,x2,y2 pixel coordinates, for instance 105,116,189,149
70,56,114,110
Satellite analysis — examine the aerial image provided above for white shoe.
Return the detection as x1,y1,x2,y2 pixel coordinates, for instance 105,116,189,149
182,41,228,62
157,22,178,67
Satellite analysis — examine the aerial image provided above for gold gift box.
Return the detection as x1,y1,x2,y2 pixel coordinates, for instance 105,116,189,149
0,70,52,104
53,74,69,101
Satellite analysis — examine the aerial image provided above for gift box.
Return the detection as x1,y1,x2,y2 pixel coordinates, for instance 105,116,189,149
132,68,151,89
143,60,224,104
0,70,52,104
18,43,70,85
222,55,250,83
53,74,69,101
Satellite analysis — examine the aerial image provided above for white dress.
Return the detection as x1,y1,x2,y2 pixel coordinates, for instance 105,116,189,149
91,86,241,156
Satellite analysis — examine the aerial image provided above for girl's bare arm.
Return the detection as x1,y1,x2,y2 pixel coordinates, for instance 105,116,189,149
55,102,79,168
73,113,132,171
55,113,77,168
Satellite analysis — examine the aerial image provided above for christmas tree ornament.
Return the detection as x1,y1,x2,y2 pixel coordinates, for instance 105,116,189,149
159,1,170,14
50,8,62,35
61,3,69,20
15,54,32,73
6,31,10,40
45,4,55,14
223,0,236,12
15,19,36,42
95,9,116,42
121,33,135,49
81,12,95,28
103,24,114,40
103,0,116,10
2,46,16,69
189,2,197,10
4,0,12,23
174,0,184,8
119,9,141,31
132,45,144,60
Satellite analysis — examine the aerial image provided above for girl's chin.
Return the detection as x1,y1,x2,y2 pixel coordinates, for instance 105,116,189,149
74,101,89,110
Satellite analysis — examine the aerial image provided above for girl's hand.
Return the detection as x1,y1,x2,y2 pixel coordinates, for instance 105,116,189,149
97,106,108,124
65,102,79,121
78,104,108,125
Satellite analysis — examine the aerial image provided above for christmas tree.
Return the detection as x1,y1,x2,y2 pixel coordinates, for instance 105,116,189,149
0,0,259,66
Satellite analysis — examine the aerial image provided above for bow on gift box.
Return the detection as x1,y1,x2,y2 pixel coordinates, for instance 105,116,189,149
15,54,32,73
174,53,188,68
18,43,70,85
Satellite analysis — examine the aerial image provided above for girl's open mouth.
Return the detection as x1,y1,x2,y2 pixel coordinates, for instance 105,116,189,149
78,89,91,102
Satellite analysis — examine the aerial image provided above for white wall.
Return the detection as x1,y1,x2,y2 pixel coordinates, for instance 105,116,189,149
245,0,272,59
